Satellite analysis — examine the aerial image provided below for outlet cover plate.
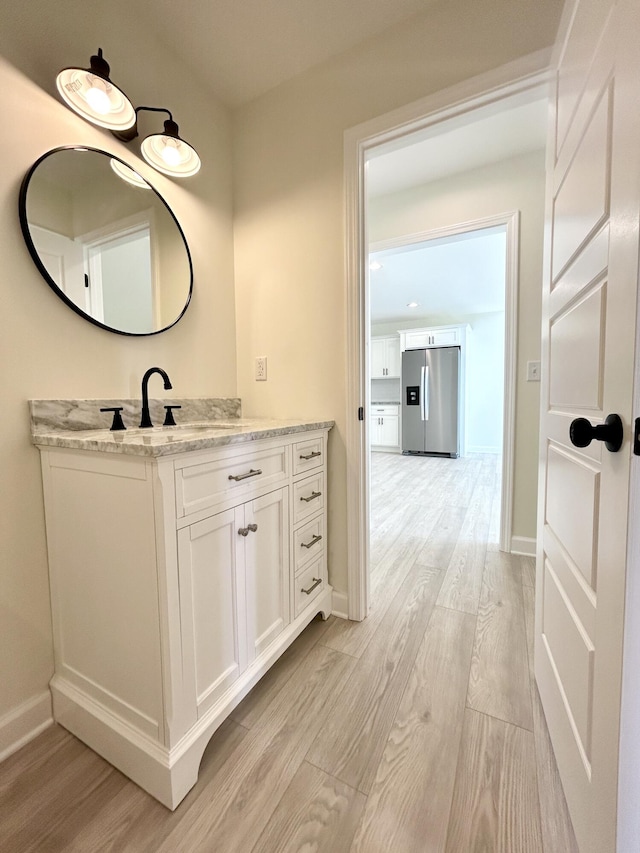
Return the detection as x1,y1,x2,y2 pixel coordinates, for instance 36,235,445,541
255,356,267,381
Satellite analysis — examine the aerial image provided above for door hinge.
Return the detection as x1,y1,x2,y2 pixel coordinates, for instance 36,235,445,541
358,406,364,421
634,417,640,456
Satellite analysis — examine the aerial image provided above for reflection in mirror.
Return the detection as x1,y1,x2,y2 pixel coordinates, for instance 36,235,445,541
19,147,193,336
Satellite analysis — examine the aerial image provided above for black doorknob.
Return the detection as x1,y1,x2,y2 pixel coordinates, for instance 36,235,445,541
569,413,623,452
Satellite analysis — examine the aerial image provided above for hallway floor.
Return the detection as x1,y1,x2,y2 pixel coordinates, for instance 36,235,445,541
0,453,578,852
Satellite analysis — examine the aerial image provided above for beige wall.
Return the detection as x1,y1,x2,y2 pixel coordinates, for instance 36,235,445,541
0,46,235,728
369,150,547,539
233,0,561,595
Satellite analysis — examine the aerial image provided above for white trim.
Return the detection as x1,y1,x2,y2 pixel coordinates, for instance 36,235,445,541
0,691,53,762
466,446,502,455
511,536,537,557
345,52,553,622
331,589,349,620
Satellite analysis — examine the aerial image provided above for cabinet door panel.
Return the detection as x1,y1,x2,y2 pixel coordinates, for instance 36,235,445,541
371,338,386,377
178,507,247,720
379,415,399,447
245,488,290,662
386,337,401,377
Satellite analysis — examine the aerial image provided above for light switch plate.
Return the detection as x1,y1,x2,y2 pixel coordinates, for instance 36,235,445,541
527,360,541,382
255,356,267,381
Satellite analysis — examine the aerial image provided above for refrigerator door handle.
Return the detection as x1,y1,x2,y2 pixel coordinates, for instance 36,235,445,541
420,366,430,421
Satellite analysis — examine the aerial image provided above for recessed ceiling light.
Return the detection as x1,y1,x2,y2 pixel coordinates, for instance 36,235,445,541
369,260,383,271
407,301,420,308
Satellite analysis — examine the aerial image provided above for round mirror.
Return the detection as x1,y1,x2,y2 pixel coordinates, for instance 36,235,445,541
19,146,193,336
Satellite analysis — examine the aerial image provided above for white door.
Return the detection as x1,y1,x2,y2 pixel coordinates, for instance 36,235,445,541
535,1,640,851
30,224,85,307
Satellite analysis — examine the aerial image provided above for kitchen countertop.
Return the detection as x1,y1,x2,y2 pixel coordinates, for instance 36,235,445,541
371,401,401,405
29,398,333,458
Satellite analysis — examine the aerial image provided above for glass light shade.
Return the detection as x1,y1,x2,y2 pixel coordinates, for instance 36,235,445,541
141,133,201,177
56,67,136,131
110,159,151,189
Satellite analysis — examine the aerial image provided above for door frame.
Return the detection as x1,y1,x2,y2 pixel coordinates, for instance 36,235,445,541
369,211,519,553
344,50,553,620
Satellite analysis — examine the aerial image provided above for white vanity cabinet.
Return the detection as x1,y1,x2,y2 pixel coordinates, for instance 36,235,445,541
37,426,331,810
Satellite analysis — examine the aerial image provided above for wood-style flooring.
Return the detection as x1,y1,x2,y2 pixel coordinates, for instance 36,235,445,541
0,452,579,852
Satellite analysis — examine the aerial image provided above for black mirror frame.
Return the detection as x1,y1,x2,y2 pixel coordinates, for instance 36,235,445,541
18,145,194,337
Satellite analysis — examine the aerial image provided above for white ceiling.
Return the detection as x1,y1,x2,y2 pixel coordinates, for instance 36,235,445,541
367,89,548,198
370,227,507,326
0,0,439,110
140,0,443,106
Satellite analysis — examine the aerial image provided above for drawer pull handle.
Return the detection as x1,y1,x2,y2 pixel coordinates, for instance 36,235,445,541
301,534,322,549
228,468,262,482
301,577,322,595
300,450,321,460
238,523,258,537
300,491,322,503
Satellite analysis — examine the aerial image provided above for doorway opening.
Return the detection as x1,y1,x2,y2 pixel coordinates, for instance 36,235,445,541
367,218,513,578
344,60,552,620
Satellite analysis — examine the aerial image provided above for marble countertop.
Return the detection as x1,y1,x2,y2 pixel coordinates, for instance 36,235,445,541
29,398,333,458
32,418,334,458
371,401,401,405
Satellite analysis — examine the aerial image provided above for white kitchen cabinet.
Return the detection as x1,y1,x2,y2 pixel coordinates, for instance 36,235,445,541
36,428,331,810
400,325,465,351
370,404,400,450
371,336,401,377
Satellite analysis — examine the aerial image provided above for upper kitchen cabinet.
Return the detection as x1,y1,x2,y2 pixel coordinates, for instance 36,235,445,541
371,335,401,377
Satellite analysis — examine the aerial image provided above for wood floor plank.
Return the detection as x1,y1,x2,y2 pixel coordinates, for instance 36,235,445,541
350,606,476,853
251,761,366,853
521,555,536,589
231,614,335,728
467,549,533,731
415,504,468,571
0,724,71,806
308,564,443,794
322,536,425,659
445,709,543,853
0,741,119,852
154,645,354,853
436,479,493,614
532,688,580,853
62,717,249,853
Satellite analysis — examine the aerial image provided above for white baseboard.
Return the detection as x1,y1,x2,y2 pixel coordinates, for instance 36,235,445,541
331,590,348,619
0,691,53,762
511,536,536,556
466,446,501,454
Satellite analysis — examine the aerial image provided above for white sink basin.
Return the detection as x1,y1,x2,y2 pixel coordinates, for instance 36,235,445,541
123,422,239,436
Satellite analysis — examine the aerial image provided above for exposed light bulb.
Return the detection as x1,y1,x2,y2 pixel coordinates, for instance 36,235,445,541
85,79,111,115
161,141,181,167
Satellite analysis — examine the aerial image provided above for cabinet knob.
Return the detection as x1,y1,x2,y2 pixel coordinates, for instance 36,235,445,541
238,527,249,536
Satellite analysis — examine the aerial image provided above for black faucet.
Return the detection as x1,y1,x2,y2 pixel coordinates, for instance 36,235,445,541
140,367,172,428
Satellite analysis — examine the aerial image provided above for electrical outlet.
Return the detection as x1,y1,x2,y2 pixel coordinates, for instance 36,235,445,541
527,360,541,382
255,356,267,381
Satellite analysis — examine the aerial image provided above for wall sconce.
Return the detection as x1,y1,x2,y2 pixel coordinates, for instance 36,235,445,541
56,49,201,178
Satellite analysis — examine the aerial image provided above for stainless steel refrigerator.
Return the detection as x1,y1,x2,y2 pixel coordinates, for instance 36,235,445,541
402,346,460,457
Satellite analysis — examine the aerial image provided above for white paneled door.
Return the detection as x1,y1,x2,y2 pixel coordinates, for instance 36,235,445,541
536,1,640,851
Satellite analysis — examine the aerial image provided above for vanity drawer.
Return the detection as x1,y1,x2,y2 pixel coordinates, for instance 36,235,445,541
294,514,325,573
293,471,324,525
295,557,325,617
176,443,288,518
293,435,324,476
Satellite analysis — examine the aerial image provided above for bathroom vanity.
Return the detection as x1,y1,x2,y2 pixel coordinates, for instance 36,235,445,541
31,399,333,808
